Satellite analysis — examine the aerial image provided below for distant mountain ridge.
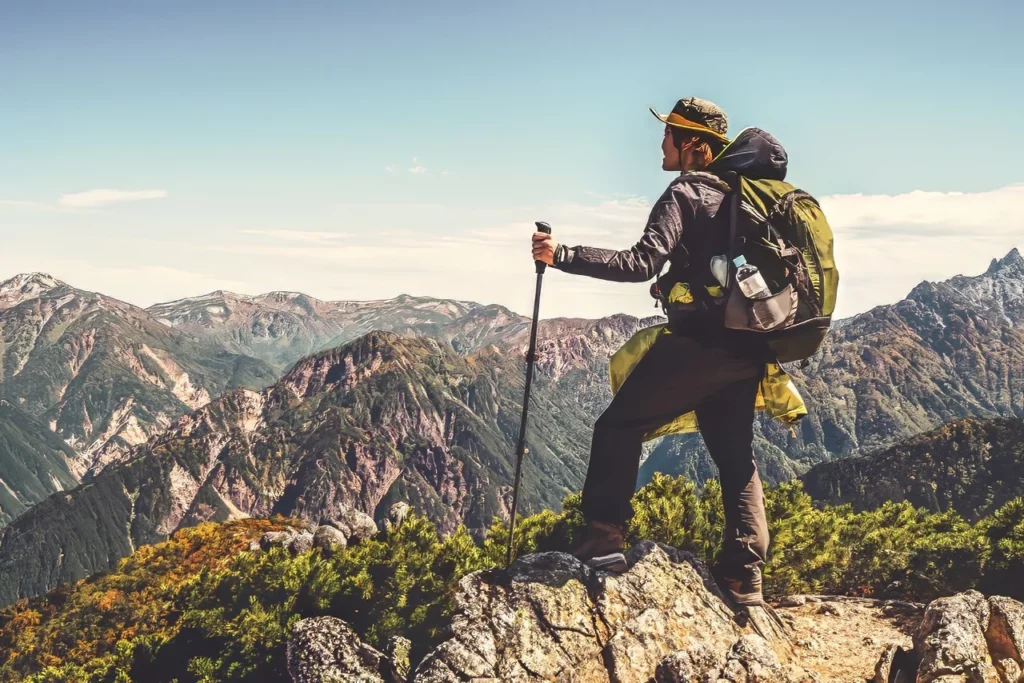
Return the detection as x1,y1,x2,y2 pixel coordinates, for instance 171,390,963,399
145,249,1024,490
147,290,532,371
0,273,279,489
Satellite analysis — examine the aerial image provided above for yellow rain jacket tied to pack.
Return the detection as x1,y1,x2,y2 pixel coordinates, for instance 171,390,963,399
609,323,807,441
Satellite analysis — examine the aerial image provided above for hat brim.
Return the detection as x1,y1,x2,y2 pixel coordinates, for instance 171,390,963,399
650,107,730,144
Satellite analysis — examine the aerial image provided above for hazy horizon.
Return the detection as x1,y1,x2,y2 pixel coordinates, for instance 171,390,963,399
4,242,1019,324
3,1,1022,321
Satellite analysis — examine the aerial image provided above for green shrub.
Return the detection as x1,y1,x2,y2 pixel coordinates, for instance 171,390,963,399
6,484,1024,682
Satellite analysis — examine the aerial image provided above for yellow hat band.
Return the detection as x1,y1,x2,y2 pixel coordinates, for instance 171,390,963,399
652,109,730,143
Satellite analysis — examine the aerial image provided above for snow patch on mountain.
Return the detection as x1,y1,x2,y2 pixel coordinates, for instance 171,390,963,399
0,273,65,309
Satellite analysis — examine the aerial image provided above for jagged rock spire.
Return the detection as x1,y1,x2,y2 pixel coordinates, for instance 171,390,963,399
987,247,1024,275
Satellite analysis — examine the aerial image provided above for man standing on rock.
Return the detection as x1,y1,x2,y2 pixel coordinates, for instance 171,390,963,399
531,97,801,608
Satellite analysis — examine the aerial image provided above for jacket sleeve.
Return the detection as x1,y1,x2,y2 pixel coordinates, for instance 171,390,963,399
553,184,685,283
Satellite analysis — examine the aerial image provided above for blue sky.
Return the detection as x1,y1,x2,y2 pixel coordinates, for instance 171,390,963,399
1,0,1022,320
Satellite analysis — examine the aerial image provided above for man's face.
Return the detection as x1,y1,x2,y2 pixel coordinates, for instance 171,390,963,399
661,126,681,171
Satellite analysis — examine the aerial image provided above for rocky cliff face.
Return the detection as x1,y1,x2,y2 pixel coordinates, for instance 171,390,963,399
906,590,1024,682
801,416,1024,522
800,248,1024,457
0,331,597,605
0,273,279,487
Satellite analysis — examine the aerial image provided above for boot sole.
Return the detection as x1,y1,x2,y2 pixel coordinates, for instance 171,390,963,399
586,552,627,573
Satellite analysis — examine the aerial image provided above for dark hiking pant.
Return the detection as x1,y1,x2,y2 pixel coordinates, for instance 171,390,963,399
580,331,770,579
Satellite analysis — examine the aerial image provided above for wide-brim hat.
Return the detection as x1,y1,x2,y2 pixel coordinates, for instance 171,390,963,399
649,97,730,144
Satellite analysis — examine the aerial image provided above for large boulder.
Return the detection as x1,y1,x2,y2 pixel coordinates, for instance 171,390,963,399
287,616,395,683
288,531,315,556
879,591,1024,682
986,597,1024,680
655,633,805,682
412,541,799,683
322,505,379,544
313,525,348,557
913,590,1000,682
654,641,725,682
260,529,298,551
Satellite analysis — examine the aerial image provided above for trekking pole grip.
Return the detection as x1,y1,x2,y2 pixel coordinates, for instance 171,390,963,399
535,221,552,274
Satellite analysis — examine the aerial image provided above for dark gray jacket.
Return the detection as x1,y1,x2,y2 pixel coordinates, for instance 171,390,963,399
554,128,788,284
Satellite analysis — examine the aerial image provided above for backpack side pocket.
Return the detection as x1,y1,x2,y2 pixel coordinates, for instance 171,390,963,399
723,284,797,332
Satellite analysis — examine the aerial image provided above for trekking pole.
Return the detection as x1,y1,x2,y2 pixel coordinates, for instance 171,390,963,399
506,221,551,566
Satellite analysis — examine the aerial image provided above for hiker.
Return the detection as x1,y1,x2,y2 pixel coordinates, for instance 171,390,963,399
530,98,796,607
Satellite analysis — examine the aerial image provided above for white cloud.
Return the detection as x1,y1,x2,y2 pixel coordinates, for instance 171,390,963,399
86,265,259,305
551,196,651,225
383,157,449,177
58,189,168,208
306,186,1020,321
819,184,1023,317
240,229,352,243
394,156,427,174
820,183,1024,234
166,195,674,318
8,184,1017,324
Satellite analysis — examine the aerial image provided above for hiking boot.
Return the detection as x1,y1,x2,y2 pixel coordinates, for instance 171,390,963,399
711,563,765,607
571,520,627,573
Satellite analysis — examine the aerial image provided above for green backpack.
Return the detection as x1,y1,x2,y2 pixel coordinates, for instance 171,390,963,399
720,176,839,363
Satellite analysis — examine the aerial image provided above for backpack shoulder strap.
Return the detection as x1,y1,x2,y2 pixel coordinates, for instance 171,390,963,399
677,170,731,192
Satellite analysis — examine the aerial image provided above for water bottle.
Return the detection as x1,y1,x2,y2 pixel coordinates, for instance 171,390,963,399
733,255,771,300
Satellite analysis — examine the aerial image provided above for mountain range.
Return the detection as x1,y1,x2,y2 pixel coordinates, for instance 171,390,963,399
0,330,601,604
0,273,282,513
146,290,533,372
0,247,1020,604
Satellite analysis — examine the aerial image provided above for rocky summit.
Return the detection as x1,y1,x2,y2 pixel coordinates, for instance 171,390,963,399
412,542,803,683
284,540,1024,682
